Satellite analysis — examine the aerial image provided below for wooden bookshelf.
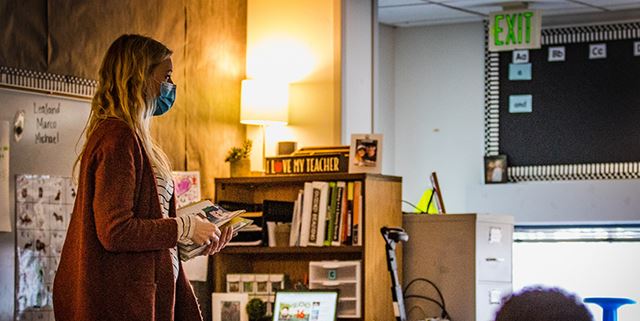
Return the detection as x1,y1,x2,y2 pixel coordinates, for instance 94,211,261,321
220,246,363,255
212,173,402,320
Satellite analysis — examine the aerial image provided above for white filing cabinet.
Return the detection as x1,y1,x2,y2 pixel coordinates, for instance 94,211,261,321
309,260,362,318
403,214,514,321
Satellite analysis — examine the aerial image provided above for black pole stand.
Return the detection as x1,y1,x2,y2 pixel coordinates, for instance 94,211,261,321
381,226,409,321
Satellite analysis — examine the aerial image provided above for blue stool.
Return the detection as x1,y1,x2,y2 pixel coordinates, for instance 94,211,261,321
584,297,636,321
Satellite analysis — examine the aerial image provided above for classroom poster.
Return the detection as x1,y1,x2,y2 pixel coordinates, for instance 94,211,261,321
15,175,76,321
172,171,201,208
0,121,10,232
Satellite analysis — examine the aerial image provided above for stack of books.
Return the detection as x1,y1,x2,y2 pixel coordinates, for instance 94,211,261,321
177,200,251,260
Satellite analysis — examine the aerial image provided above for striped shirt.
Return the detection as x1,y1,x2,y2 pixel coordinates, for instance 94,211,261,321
154,170,179,282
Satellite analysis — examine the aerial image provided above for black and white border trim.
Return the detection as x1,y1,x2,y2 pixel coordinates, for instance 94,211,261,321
0,66,97,99
509,162,640,182
484,21,640,182
484,21,500,156
541,22,640,45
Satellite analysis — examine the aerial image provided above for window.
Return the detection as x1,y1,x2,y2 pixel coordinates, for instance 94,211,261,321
513,225,640,321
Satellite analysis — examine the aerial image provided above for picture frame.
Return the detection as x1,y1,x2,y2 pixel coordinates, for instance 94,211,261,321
484,155,508,184
212,292,249,321
349,133,383,174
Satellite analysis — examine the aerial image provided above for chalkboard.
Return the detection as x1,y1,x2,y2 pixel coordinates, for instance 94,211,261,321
484,22,640,181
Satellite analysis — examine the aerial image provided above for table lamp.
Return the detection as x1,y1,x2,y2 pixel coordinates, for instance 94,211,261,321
240,79,289,171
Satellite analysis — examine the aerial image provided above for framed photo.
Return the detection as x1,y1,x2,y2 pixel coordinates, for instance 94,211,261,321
212,292,249,321
484,155,508,184
349,133,383,174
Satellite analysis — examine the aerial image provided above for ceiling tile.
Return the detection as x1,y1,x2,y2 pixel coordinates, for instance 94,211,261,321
579,0,640,11
379,3,482,26
378,0,426,8
378,0,640,27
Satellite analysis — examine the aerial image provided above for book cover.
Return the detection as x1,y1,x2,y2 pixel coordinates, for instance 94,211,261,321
177,200,246,227
307,181,329,247
308,187,321,244
352,181,362,246
344,181,354,245
331,182,346,246
299,182,314,247
289,190,304,247
323,182,337,246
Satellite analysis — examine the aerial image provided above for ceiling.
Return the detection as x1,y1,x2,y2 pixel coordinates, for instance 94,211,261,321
378,0,640,27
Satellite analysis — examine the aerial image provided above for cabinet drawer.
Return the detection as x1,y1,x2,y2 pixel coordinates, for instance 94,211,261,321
309,280,358,298
476,281,512,321
309,260,361,282
476,222,512,282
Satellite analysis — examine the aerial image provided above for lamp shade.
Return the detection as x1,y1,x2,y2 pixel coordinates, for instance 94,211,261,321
240,79,289,126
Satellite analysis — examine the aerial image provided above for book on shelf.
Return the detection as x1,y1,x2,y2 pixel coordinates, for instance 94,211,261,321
289,190,304,246
323,182,338,246
332,181,346,246
299,182,313,247
352,181,362,246
177,200,252,260
262,200,295,246
343,181,354,245
307,181,329,247
227,222,262,247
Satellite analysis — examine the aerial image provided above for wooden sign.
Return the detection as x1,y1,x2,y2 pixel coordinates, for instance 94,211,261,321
265,153,349,175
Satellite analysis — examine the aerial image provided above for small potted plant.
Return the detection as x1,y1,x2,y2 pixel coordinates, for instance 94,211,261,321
225,140,252,177
246,297,269,321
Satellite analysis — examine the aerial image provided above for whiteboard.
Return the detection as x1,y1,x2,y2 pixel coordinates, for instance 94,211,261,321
0,84,91,320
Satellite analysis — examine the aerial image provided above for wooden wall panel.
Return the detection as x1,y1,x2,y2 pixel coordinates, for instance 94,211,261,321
47,0,186,80
0,0,47,71
184,0,247,199
47,0,191,169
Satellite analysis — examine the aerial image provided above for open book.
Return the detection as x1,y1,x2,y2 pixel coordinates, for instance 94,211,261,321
177,200,251,261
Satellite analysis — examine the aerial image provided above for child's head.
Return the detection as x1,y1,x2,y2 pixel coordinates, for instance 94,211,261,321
494,287,593,321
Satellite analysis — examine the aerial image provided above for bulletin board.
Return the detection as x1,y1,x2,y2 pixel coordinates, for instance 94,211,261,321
484,21,640,181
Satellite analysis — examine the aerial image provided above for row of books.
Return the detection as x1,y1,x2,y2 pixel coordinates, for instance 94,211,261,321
290,181,363,247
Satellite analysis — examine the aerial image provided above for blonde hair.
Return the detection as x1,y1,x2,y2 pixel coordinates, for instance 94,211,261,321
74,34,173,181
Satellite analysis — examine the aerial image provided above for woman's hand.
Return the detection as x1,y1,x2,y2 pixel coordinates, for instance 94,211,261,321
204,226,233,255
190,216,220,246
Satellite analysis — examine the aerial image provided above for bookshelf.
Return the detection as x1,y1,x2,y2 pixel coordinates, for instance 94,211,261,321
212,173,402,320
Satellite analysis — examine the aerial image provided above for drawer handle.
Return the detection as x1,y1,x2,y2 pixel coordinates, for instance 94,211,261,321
485,257,505,262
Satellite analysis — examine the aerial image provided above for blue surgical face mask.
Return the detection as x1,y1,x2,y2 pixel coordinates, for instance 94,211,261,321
153,81,176,116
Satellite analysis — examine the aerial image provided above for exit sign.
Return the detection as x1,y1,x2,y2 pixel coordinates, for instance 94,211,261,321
489,9,541,52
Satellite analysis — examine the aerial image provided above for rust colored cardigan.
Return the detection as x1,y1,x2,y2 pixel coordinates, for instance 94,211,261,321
53,119,202,321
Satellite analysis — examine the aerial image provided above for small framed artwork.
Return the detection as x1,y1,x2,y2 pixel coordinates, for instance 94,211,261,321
349,133,383,174
484,155,508,184
212,292,249,321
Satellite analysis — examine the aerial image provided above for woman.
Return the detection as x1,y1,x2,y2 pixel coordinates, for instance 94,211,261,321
53,34,232,321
